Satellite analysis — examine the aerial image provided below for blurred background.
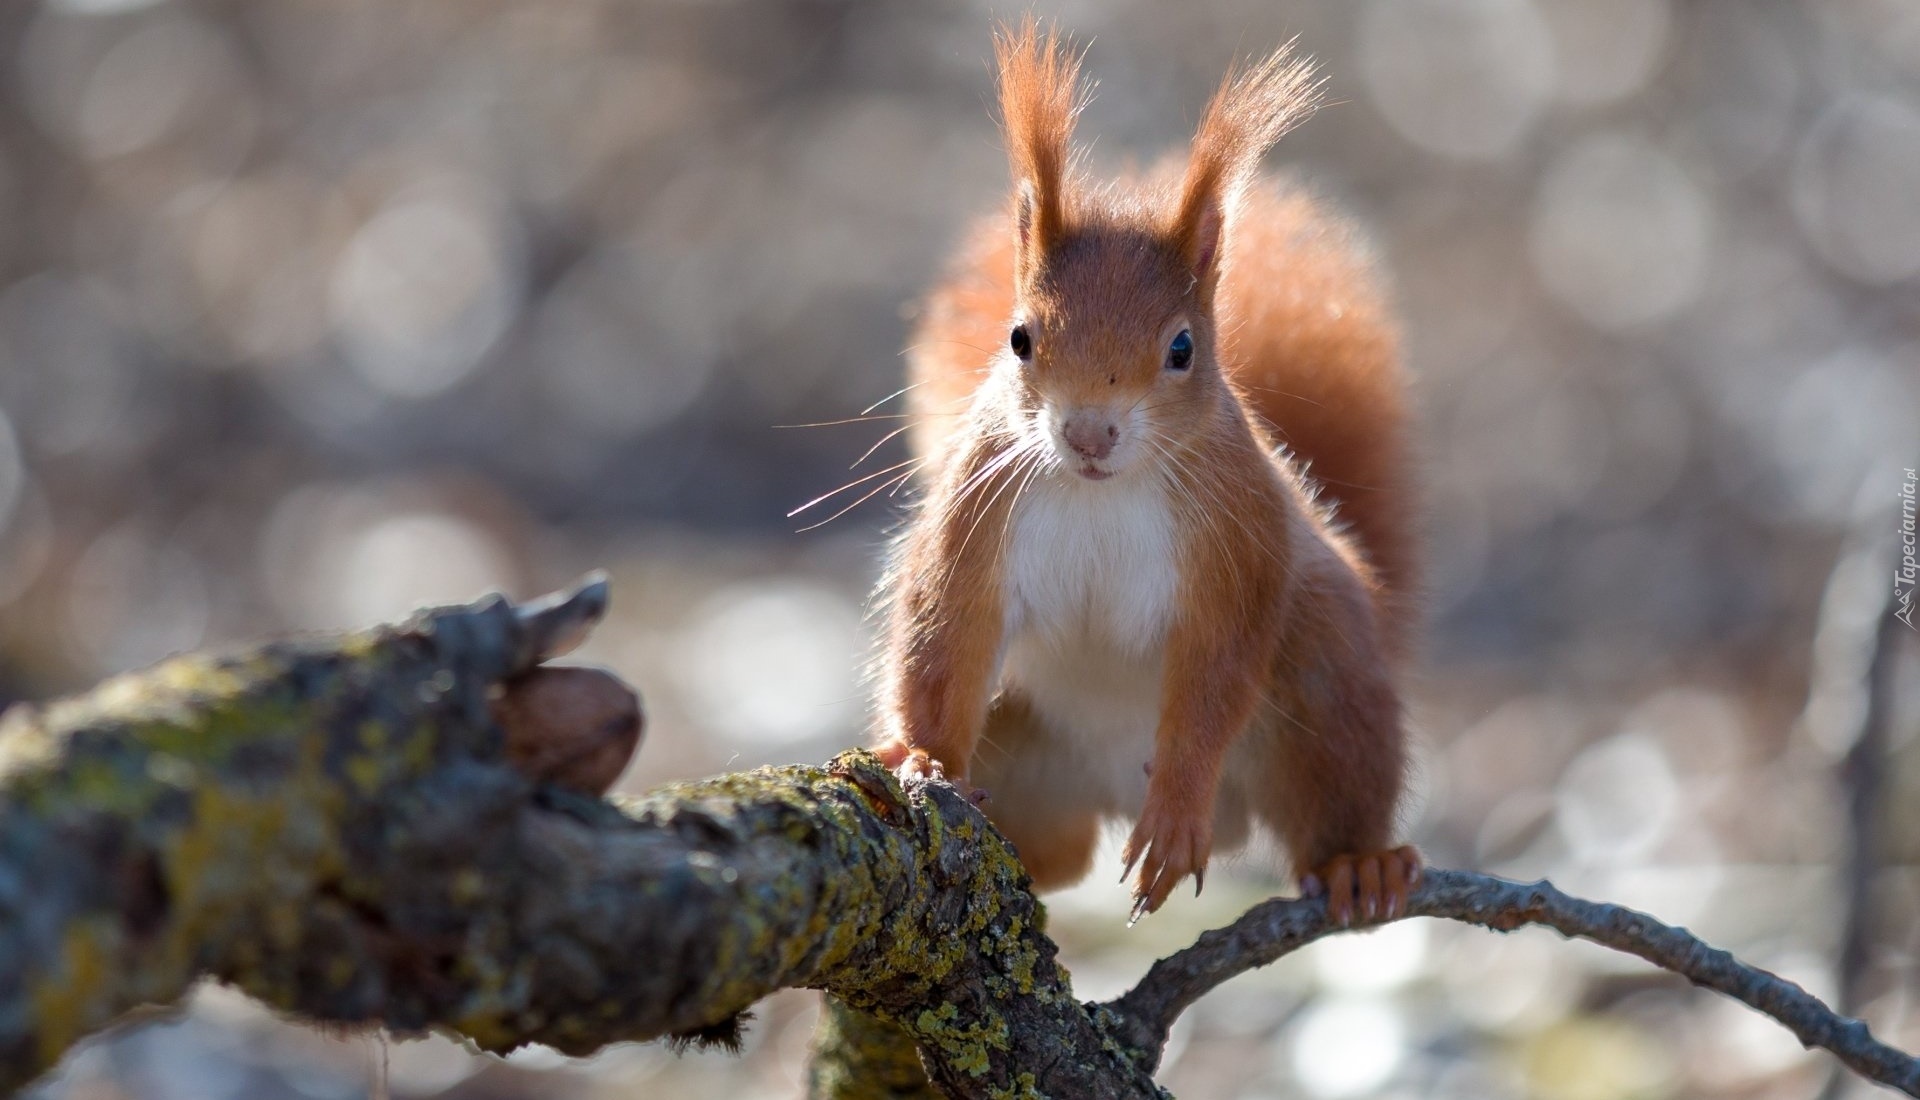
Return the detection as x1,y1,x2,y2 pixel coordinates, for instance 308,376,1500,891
3,0,1918,1097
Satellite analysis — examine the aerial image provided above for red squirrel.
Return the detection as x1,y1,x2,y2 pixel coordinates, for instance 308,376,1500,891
873,22,1420,925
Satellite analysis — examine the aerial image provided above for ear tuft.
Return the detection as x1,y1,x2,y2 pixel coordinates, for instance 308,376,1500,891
1174,44,1323,284
995,17,1089,275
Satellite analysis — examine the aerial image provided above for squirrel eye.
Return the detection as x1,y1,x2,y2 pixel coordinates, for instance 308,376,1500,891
1166,329,1194,371
1009,324,1032,360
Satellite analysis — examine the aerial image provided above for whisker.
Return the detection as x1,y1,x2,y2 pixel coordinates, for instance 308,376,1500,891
861,381,929,415
1251,687,1311,736
789,458,923,517
1241,382,1325,409
1143,431,1290,578
945,438,1028,511
901,339,1002,362
795,469,917,532
851,424,915,468
947,439,1035,523
955,444,1044,565
774,413,918,429
997,443,1052,548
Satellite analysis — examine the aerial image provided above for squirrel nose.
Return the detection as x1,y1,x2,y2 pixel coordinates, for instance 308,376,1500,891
1062,415,1119,460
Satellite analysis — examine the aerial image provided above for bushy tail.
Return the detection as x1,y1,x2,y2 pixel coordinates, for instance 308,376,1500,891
1219,183,1419,652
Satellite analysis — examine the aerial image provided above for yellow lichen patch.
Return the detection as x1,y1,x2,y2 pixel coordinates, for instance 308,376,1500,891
401,722,437,773
151,656,248,702
808,997,940,1100
988,1072,1042,1100
165,783,292,907
336,633,380,660
146,778,311,994
909,1001,1009,1078
29,922,117,1066
1005,939,1040,994
5,616,1118,1096
448,1009,517,1052
345,754,384,797
0,587,639,1089
1088,1004,1146,1068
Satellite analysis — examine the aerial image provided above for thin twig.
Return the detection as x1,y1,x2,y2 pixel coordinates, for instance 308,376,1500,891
1108,868,1920,1096
1802,498,1912,1100
1840,612,1901,999
8,575,1917,1098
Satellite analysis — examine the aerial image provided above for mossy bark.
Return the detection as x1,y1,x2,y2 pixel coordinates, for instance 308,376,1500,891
6,581,1908,1098
808,996,941,1099
0,581,1165,1099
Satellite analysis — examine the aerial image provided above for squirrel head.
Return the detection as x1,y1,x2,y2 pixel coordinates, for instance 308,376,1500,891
991,20,1321,481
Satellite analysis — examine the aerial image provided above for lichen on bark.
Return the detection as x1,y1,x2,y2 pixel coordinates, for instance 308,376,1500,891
0,579,1161,1098
808,996,940,1099
4,578,1915,1099
0,578,613,1079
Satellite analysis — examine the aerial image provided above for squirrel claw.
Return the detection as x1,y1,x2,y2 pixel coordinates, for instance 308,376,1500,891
1120,799,1211,919
1305,846,1421,927
1127,893,1151,927
874,740,989,804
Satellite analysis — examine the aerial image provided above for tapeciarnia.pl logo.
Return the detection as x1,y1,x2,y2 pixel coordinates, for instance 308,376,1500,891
1899,468,1917,630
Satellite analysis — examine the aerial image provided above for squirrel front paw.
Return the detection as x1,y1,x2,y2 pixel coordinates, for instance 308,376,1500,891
1301,846,1421,926
1120,796,1213,922
872,740,988,805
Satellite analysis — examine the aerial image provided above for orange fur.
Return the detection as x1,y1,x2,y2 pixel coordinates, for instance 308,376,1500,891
877,23,1419,924
993,18,1087,276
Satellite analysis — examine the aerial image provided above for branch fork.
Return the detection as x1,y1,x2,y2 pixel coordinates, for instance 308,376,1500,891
0,578,1912,1098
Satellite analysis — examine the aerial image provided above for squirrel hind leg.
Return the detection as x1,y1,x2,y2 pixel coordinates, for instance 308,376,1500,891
970,693,1103,891
1248,680,1415,924
994,809,1100,891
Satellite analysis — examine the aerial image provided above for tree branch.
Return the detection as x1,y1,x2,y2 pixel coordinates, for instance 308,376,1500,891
1811,519,1912,1100
2,579,1915,1098
1107,869,1920,1095
0,580,1159,1098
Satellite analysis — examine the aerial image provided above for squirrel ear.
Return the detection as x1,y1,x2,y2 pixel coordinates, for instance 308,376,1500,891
1173,45,1321,291
1015,179,1041,254
996,18,1086,280
1180,196,1226,284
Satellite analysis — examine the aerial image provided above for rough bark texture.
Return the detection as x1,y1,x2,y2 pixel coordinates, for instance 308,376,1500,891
1,579,1915,1099
1108,870,1920,1094
0,576,621,1083
0,580,1160,1098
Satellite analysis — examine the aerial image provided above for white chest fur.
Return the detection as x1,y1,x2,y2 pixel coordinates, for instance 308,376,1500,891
1004,471,1179,645
999,471,1179,810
